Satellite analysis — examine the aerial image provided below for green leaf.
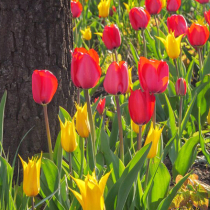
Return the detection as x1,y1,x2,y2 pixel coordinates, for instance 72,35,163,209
129,42,139,68
91,95,102,114
201,51,210,80
110,113,119,150
59,106,71,123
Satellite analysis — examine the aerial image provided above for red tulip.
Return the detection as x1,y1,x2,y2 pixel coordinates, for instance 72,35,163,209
204,10,210,25
109,6,117,16
32,70,58,105
187,23,209,47
166,0,181,12
175,78,187,96
102,24,121,50
71,48,102,89
128,89,155,125
104,61,129,95
129,7,150,30
167,15,188,37
138,57,169,94
94,97,106,115
195,0,209,4
71,0,82,18
145,0,162,15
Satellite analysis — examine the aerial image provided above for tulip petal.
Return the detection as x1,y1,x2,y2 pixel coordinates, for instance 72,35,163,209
99,170,112,194
70,189,85,209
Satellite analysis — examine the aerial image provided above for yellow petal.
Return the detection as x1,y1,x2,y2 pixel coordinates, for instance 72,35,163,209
99,170,111,194
70,189,85,209
95,32,103,37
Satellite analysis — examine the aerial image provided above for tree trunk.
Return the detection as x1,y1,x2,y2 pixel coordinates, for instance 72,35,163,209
0,0,75,169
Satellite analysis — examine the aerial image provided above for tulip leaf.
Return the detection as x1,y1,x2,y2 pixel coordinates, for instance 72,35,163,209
129,42,139,68
0,91,7,155
91,95,102,114
201,51,210,80
59,106,71,123
110,113,119,150
172,134,199,178
89,76,105,96
156,173,191,210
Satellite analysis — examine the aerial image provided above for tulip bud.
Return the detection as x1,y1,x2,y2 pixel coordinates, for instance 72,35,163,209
71,0,83,18
32,70,58,105
167,15,188,38
109,6,117,16
98,0,111,18
166,0,181,12
104,61,129,95
128,89,156,125
195,0,209,4
145,0,162,15
19,153,42,197
71,48,101,89
80,27,92,41
59,117,77,152
204,10,210,26
138,57,169,94
102,24,121,50
94,97,106,115
175,78,187,96
129,7,150,31
75,103,90,138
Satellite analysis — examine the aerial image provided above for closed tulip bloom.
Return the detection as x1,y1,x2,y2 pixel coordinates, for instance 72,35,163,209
59,117,77,152
109,6,117,17
126,66,133,93
70,171,111,210
75,103,90,138
98,0,111,18
71,0,83,18
128,89,156,125
167,15,188,37
175,78,187,96
131,120,146,133
104,61,129,95
129,7,150,30
144,124,164,158
94,97,106,115
187,22,209,47
19,153,42,197
166,0,181,12
145,0,162,15
195,0,209,4
207,108,210,125
81,27,92,40
32,70,58,105
156,32,183,59
102,24,121,50
138,57,169,94
204,10,210,25
71,48,101,89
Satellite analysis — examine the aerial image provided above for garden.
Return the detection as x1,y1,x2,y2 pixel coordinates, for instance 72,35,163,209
0,0,210,209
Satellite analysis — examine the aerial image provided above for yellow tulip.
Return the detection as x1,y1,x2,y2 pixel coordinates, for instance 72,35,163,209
19,153,42,197
123,3,130,13
131,120,145,134
81,27,92,41
59,117,77,152
70,170,111,210
75,103,90,138
161,0,166,8
126,66,133,93
144,124,164,158
207,108,210,125
156,32,183,59
98,0,111,18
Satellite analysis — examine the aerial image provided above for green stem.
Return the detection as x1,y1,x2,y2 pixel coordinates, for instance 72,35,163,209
141,29,147,58
43,105,53,161
69,152,73,189
178,97,183,152
152,99,156,128
79,137,84,178
77,88,80,105
174,59,180,78
31,197,34,210
137,125,142,150
84,89,96,167
144,159,150,190
198,47,203,79
115,95,124,162
114,49,118,62
155,15,161,58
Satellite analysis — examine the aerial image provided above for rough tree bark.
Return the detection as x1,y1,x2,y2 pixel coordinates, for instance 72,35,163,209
0,0,75,168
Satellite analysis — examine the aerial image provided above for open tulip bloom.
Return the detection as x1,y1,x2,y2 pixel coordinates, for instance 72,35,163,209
98,0,111,18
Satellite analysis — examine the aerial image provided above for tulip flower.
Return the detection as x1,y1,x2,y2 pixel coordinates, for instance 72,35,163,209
102,24,121,50
138,57,169,94
104,61,129,95
19,153,42,197
98,0,111,18
32,70,58,105
128,89,156,125
131,120,145,133
166,0,181,12
187,22,209,47
175,78,187,96
71,48,101,89
195,0,209,3
129,7,150,30
126,66,133,93
156,32,183,59
207,108,210,125
59,117,77,153
70,170,111,210
204,10,210,26
80,27,92,41
94,97,106,115
109,6,117,17
167,15,188,37
123,3,130,13
145,0,162,15
75,103,90,138
71,0,83,18
144,124,164,158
